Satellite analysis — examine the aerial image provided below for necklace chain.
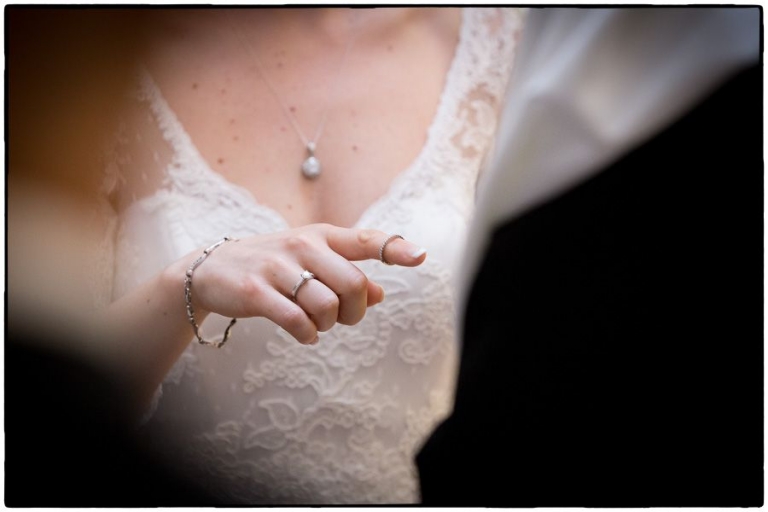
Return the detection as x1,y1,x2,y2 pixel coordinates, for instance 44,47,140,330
225,11,362,178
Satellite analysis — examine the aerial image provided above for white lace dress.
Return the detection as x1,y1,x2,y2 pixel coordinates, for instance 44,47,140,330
103,8,524,504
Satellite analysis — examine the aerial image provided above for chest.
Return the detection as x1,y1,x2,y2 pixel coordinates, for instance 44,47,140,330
145,14,460,229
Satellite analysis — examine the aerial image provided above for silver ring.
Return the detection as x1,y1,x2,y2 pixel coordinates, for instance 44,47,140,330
379,234,404,265
291,270,315,300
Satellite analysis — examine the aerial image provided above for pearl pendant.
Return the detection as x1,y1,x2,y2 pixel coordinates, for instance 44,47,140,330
301,142,321,179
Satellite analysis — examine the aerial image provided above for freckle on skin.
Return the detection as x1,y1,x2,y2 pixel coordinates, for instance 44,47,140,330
387,44,393,52
192,82,199,90
217,157,225,164
277,62,283,69
289,106,297,113
352,145,358,152
233,135,239,141
280,126,287,132
229,118,236,125
287,204,293,210
221,88,226,94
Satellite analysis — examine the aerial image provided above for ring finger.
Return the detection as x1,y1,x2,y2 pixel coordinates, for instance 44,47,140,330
286,269,340,332
298,251,371,326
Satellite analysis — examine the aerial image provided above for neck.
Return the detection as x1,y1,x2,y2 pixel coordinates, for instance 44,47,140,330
233,8,360,43
230,7,415,43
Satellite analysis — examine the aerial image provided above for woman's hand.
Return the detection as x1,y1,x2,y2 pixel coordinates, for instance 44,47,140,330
171,224,427,345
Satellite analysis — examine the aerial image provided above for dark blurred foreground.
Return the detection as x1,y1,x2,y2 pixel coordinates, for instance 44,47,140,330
6,7,217,506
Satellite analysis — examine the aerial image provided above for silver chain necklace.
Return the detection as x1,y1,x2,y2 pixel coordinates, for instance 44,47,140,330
226,11,362,180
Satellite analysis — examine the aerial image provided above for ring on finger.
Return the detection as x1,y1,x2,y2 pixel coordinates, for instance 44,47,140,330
291,270,316,301
379,234,404,265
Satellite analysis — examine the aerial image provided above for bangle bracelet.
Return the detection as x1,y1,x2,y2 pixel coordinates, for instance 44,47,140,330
184,237,237,348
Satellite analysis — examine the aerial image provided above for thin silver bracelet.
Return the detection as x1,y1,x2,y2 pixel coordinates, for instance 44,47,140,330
184,237,237,348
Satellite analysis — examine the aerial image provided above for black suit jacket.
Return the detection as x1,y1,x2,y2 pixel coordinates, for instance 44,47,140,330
417,64,762,507
5,333,220,506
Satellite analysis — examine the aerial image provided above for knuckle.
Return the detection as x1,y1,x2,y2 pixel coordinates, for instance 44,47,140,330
318,293,340,316
313,314,335,333
284,234,312,253
280,306,307,332
338,307,365,326
235,277,269,316
261,255,290,278
260,256,279,276
346,271,368,294
240,276,266,302
313,222,333,233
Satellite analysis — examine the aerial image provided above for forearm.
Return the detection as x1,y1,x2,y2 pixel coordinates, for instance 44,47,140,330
100,252,207,412
96,226,426,415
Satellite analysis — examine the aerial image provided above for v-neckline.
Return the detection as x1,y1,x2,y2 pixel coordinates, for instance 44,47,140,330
140,9,469,232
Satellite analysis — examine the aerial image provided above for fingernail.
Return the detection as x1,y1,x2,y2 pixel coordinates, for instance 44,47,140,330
411,247,427,259
377,285,385,303
309,336,319,345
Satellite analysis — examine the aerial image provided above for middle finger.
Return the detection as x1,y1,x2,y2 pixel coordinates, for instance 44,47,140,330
298,251,370,326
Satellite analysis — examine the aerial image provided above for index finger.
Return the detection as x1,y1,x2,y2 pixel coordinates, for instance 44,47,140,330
324,227,427,267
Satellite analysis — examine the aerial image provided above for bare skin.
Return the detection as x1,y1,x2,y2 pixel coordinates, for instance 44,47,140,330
104,225,427,411
124,7,461,228
105,8,462,410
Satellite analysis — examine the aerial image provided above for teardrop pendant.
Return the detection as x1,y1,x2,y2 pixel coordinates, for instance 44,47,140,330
301,142,321,179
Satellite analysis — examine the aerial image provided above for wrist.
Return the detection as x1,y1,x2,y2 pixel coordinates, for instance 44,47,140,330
162,250,211,318
179,237,237,349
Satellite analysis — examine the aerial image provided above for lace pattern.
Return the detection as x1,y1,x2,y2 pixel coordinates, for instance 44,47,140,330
106,7,525,504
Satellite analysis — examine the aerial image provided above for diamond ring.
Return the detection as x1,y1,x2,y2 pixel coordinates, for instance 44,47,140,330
291,270,316,300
